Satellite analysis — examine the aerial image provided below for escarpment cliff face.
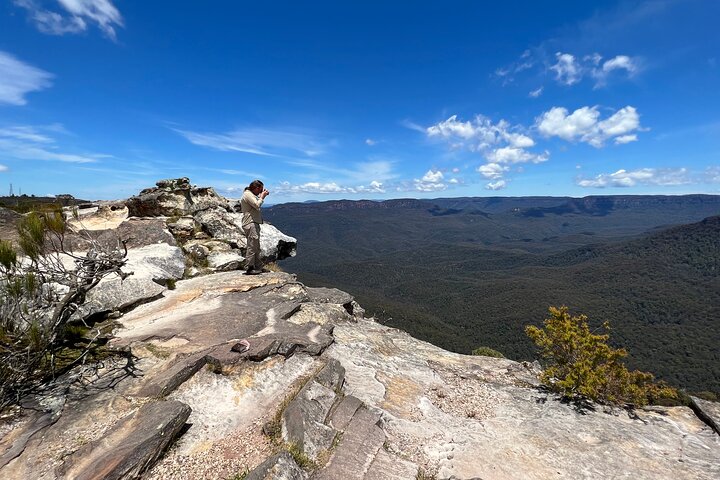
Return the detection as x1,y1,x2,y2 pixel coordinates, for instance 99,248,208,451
0,179,719,480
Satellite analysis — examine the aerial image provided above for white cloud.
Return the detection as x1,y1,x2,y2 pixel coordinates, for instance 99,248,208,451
0,164,8,172
176,127,326,158
426,114,549,185
602,55,637,74
365,138,377,146
0,51,53,106
614,134,638,145
477,163,508,179
537,105,642,147
529,87,543,98
485,180,507,190
15,0,124,40
426,114,545,163
427,115,487,141
550,53,582,85
486,147,549,164
408,169,447,192
421,169,443,183
705,166,720,183
0,124,103,163
590,54,640,87
448,178,459,184
577,168,691,188
451,167,460,173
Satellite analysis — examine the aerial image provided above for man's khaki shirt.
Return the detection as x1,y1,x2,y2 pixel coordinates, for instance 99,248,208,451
240,189,264,227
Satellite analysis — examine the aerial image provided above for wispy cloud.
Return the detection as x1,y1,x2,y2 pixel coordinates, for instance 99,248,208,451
536,105,643,147
576,168,691,188
216,168,263,177
275,180,386,195
550,53,582,85
286,158,398,184
15,0,124,40
0,164,8,172
0,51,53,106
175,126,329,158
0,124,105,163
705,166,720,184
529,86,543,98
497,49,640,89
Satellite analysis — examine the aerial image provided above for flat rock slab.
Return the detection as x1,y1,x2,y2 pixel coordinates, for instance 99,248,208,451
305,287,354,306
329,395,363,432
326,320,720,480
365,448,419,480
56,400,191,480
315,407,385,480
691,396,720,435
157,354,319,459
112,271,292,349
0,410,58,469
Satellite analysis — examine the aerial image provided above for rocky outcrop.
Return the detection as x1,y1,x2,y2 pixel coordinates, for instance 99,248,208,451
125,177,229,217
122,178,296,273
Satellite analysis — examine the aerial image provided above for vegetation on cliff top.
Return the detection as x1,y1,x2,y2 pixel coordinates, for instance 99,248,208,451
526,306,679,406
0,209,127,409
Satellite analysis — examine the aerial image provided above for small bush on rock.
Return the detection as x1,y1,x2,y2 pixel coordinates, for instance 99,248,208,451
526,306,678,407
471,346,505,358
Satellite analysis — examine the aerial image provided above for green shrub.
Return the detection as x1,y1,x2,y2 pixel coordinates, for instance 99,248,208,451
526,306,678,406
471,346,505,358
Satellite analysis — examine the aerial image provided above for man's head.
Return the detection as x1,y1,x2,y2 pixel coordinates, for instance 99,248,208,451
248,180,264,195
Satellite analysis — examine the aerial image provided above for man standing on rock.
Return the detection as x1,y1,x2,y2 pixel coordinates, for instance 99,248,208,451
241,180,270,275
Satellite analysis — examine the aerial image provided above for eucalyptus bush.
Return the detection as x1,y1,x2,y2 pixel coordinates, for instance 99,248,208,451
526,306,678,406
0,209,127,409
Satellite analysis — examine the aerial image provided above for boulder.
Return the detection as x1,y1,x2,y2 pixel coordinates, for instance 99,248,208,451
75,243,185,319
259,223,297,263
690,396,720,435
166,215,198,242
194,207,245,247
55,400,191,480
245,451,307,480
125,177,228,217
207,251,245,271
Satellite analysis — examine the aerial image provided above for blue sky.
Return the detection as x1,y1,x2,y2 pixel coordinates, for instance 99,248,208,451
0,0,719,201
